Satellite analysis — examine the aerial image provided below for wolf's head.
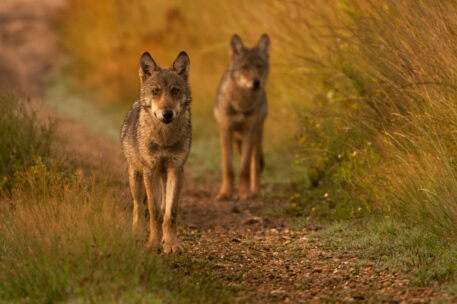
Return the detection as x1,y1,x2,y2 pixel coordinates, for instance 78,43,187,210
229,33,270,91
138,51,191,124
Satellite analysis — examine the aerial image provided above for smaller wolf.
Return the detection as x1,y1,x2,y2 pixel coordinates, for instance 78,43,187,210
121,51,191,253
214,33,270,200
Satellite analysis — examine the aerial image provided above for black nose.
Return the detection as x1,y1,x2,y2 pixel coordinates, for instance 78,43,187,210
253,79,260,90
162,110,173,121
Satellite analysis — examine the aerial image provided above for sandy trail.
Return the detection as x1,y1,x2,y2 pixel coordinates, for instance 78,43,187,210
0,1,456,303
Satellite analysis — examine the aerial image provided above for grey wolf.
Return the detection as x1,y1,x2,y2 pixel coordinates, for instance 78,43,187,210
121,51,191,253
214,33,270,200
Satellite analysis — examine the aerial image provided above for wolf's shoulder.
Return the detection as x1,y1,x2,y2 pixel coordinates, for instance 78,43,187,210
121,101,141,140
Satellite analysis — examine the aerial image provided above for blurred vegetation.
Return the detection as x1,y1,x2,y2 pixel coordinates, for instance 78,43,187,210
0,94,55,192
57,0,457,240
56,0,304,181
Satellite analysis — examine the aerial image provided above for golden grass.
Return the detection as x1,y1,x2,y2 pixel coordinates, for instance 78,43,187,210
0,161,235,303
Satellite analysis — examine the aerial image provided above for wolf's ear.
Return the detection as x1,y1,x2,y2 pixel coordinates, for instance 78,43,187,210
256,33,270,57
230,34,244,57
172,51,190,81
139,52,159,83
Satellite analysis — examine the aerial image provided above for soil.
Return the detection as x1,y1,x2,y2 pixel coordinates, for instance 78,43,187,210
1,1,456,303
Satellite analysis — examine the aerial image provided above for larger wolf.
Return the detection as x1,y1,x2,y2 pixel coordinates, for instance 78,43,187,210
214,33,270,200
121,51,191,254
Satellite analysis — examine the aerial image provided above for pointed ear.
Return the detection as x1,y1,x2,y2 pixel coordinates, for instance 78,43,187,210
256,33,270,57
172,51,190,81
230,34,244,57
139,52,159,84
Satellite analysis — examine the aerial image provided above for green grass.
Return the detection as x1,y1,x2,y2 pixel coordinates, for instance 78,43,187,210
311,218,457,287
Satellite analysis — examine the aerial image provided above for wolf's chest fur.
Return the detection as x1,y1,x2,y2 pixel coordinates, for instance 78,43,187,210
121,102,191,171
137,110,191,169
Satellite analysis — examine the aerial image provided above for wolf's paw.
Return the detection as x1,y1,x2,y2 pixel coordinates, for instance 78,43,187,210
146,237,161,253
216,191,232,201
132,225,145,240
239,191,253,201
162,239,183,254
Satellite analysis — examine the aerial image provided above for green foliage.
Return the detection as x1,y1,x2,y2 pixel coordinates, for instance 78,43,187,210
0,94,54,192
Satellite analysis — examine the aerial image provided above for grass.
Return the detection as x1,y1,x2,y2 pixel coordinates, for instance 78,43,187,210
0,94,237,303
0,164,236,303
311,218,457,288
0,94,54,192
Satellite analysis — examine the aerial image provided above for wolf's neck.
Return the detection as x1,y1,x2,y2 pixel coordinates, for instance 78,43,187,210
227,77,263,112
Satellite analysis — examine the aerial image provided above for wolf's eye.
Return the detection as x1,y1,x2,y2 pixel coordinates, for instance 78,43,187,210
152,88,160,96
170,87,180,95
256,64,264,69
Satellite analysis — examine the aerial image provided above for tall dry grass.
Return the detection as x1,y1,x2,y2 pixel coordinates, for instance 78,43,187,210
339,0,457,236
292,0,457,234
0,161,234,303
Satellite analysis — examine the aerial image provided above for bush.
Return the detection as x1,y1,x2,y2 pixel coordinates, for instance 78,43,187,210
0,94,55,191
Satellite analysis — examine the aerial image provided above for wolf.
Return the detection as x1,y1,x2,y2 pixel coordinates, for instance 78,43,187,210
214,33,270,200
121,51,191,253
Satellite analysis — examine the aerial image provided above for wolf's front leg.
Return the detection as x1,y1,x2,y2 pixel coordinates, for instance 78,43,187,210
143,168,163,251
129,168,146,238
250,127,263,196
239,132,254,200
162,167,183,254
217,128,234,200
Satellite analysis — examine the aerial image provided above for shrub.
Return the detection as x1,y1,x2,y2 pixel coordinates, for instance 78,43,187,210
0,94,55,191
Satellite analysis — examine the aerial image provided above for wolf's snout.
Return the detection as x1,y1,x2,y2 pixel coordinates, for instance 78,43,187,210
252,79,260,90
161,110,174,123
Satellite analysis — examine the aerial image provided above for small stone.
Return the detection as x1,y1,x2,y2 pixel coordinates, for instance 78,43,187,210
243,216,263,225
270,289,287,299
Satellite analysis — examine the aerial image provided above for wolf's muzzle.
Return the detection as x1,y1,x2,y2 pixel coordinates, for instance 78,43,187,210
252,78,261,90
161,110,174,123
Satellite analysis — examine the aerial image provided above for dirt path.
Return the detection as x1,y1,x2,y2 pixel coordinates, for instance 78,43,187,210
1,1,456,303
179,182,456,303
